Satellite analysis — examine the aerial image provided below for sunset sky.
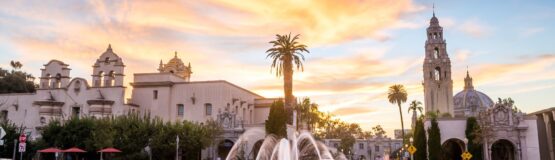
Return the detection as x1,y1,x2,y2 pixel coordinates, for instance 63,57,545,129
1,0,554,137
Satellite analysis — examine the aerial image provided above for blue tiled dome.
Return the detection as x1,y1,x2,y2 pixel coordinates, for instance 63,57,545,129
453,72,494,117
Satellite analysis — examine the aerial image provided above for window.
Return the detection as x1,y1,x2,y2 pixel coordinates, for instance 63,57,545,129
0,110,7,122
434,67,441,81
434,47,440,59
153,90,158,99
433,33,437,39
96,71,104,87
72,107,80,118
242,108,246,120
205,103,212,116
74,80,81,92
333,143,339,148
104,57,110,63
177,104,184,117
44,74,51,88
359,143,364,149
106,71,115,87
54,73,62,88
375,145,380,152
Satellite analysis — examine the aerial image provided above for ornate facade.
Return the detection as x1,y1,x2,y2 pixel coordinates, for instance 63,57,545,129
158,52,192,81
421,12,542,160
0,46,275,160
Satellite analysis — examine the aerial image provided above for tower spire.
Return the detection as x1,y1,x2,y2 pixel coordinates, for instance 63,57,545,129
433,3,436,17
464,66,474,90
174,51,178,58
107,44,113,52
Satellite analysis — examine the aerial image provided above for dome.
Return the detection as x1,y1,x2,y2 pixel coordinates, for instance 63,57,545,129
453,71,493,117
158,52,192,81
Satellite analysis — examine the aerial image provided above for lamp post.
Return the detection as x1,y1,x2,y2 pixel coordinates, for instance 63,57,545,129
463,138,468,152
409,138,414,160
462,138,470,160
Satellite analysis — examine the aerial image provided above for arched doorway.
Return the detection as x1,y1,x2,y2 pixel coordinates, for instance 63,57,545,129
441,138,465,160
218,139,235,159
252,140,264,158
491,139,515,160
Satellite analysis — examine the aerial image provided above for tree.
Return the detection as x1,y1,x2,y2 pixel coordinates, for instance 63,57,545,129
427,118,442,160
408,100,423,129
0,64,37,93
372,125,386,138
339,133,356,156
413,118,427,160
0,120,19,158
10,61,22,70
265,100,288,138
266,33,309,118
408,101,423,117
387,84,408,143
36,113,221,160
465,117,483,160
297,98,320,131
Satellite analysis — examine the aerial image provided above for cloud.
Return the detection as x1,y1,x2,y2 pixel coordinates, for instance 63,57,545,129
464,54,555,88
331,107,376,117
457,20,491,38
454,49,471,61
521,27,545,37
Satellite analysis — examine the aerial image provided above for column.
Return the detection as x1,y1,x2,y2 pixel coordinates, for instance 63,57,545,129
544,113,555,160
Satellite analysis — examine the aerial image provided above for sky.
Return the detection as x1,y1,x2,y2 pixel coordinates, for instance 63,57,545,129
1,0,554,137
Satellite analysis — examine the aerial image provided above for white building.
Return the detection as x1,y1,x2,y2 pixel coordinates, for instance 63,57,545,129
0,45,275,160
420,12,542,160
324,137,403,160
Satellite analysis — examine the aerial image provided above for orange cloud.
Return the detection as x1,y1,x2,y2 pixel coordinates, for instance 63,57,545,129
205,0,421,44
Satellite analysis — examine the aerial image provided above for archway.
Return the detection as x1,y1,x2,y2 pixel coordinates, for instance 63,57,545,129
441,138,465,160
491,139,515,160
252,140,264,158
218,139,234,159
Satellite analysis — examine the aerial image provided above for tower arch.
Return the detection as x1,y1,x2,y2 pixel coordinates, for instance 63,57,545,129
422,11,454,115
92,44,125,87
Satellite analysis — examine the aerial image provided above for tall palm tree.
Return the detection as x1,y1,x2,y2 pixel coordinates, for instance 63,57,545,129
266,33,309,123
408,100,423,129
387,84,408,143
408,100,423,116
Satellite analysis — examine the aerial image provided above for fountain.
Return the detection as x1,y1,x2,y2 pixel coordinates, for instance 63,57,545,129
225,128,340,160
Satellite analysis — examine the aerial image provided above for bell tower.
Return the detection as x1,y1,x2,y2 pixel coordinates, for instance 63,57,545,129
423,10,454,115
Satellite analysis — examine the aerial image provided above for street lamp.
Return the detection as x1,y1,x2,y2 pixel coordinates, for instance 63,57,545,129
409,138,414,160
463,138,468,152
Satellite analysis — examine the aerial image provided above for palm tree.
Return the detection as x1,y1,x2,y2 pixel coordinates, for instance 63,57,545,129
387,84,408,143
10,60,22,70
408,100,423,129
266,33,309,124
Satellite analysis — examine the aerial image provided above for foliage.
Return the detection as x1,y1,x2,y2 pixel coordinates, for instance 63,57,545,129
425,111,438,119
372,125,386,138
296,98,320,131
413,119,427,160
387,84,408,143
465,117,483,160
0,61,37,93
36,113,222,160
0,120,19,158
408,100,423,115
427,118,442,160
440,112,452,118
338,133,356,155
265,100,288,138
265,33,309,77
